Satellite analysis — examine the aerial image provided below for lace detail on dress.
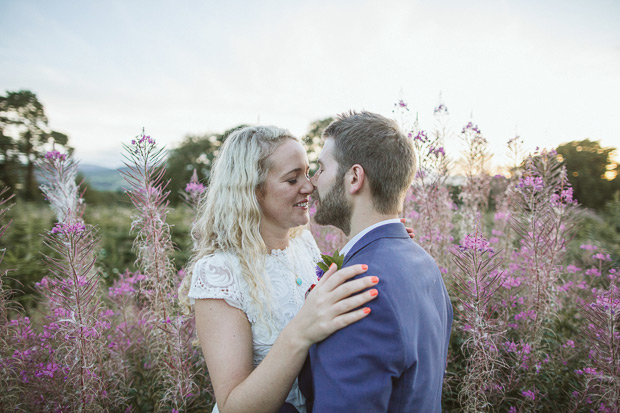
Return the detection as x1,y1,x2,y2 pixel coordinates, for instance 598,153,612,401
299,228,322,263
189,229,321,413
188,253,246,314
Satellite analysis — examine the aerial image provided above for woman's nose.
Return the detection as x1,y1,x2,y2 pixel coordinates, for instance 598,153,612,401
301,176,314,194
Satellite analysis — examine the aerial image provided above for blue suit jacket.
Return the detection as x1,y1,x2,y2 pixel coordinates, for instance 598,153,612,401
298,223,453,412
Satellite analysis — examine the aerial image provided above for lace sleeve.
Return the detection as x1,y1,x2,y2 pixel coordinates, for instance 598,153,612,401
188,253,245,312
299,229,322,263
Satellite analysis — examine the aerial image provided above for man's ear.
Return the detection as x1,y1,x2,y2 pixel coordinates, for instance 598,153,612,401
347,164,365,194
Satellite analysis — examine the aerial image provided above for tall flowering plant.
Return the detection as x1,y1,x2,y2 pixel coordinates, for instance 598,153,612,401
121,131,204,410
19,149,123,410
180,169,206,212
508,149,580,345
0,187,20,411
451,231,506,411
457,121,491,240
396,99,454,272
574,277,620,411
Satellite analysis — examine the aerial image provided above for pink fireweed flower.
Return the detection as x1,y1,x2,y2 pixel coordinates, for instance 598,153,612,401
45,150,67,161
133,134,156,146
583,367,599,375
585,268,602,277
580,244,598,251
504,341,518,352
592,253,612,262
428,146,446,157
185,182,206,194
459,233,494,253
434,103,448,115
413,130,428,142
591,291,620,313
563,340,575,348
566,264,581,273
522,390,536,401
398,100,407,108
461,121,481,134
517,176,544,191
550,187,577,206
50,222,86,235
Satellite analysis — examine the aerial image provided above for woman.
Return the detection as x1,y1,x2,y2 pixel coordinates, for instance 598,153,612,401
178,126,398,412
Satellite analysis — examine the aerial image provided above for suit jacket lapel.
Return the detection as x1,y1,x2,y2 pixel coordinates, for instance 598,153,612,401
342,223,410,266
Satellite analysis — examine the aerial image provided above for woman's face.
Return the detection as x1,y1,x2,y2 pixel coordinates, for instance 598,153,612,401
257,139,313,234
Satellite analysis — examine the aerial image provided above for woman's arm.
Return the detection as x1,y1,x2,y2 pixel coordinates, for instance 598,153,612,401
195,264,378,413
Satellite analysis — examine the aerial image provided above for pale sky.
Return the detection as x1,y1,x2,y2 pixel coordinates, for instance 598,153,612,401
1,0,619,170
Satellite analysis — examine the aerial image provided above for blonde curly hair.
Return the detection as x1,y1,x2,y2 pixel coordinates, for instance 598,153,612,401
178,125,303,318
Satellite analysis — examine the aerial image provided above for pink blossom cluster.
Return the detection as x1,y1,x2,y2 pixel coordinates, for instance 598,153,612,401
551,187,577,206
459,233,494,253
44,150,67,161
433,103,448,115
516,176,544,191
522,390,536,401
411,130,428,142
592,253,612,261
131,135,156,145
461,121,481,134
108,271,146,298
50,221,86,235
185,182,206,194
428,145,446,157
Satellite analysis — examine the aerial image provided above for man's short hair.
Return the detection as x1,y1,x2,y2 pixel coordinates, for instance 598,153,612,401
323,111,416,214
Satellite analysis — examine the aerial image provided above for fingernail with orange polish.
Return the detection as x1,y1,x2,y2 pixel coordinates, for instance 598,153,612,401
369,289,378,297
371,276,379,284
363,307,371,314
361,264,368,271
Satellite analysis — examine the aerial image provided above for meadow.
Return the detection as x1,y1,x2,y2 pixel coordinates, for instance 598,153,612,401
1,108,619,412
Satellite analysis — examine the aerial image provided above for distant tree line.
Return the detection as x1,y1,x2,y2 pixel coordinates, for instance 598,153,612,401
1,89,618,210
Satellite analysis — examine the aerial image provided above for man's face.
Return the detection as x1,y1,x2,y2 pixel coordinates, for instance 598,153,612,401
310,138,353,235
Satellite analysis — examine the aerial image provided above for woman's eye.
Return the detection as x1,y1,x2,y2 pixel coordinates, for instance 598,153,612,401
288,179,298,185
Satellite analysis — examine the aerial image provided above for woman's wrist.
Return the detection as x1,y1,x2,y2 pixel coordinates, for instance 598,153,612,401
279,318,313,354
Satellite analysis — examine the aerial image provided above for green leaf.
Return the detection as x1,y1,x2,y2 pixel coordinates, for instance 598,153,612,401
318,249,345,272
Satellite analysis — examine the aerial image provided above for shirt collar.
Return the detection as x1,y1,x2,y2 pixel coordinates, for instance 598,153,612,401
340,218,402,257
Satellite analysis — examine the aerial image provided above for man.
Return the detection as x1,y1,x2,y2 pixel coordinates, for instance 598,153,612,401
300,111,453,412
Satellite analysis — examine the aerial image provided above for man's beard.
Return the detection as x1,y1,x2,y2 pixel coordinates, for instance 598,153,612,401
312,174,353,236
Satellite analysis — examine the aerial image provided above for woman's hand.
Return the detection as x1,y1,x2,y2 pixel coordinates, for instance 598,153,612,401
286,263,379,348
401,218,415,239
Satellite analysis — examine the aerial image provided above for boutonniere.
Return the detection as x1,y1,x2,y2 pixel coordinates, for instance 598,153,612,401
315,250,345,280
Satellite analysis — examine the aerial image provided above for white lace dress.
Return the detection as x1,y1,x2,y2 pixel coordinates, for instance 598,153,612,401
188,229,321,413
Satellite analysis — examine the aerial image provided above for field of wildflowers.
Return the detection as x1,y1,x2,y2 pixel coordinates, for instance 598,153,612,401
1,103,619,412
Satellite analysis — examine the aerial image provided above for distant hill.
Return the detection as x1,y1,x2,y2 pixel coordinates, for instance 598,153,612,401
78,164,128,192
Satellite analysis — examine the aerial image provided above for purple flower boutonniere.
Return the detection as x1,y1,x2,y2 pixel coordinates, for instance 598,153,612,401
315,250,345,280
